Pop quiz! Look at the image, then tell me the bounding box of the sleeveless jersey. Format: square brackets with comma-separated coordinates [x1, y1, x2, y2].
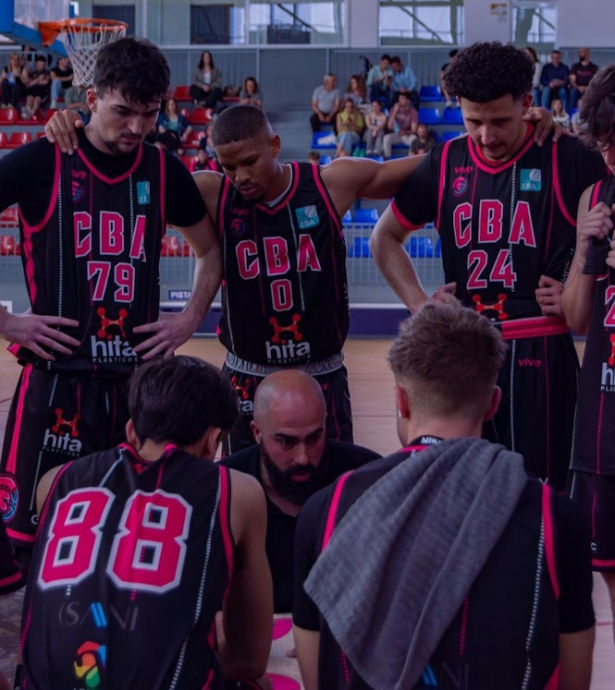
[16, 142, 166, 376]
[217, 161, 349, 366]
[424, 130, 576, 320]
[316, 444, 562, 689]
[21, 445, 234, 690]
[571, 176, 615, 475]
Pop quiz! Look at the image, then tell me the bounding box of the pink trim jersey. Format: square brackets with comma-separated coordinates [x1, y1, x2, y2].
[217, 162, 349, 366]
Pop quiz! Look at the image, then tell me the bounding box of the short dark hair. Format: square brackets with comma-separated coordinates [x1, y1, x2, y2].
[580, 64, 615, 150]
[552, 49, 561, 55]
[390, 55, 402, 65]
[212, 104, 272, 147]
[388, 301, 507, 417]
[93, 37, 170, 105]
[443, 42, 534, 103]
[128, 356, 238, 445]
[381, 54, 391, 62]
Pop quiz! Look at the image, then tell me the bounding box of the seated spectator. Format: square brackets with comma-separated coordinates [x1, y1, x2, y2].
[310, 73, 340, 133]
[0, 52, 27, 107]
[221, 370, 380, 614]
[367, 53, 393, 108]
[363, 99, 387, 156]
[383, 93, 418, 159]
[569, 47, 599, 111]
[440, 49, 459, 107]
[293, 301, 594, 690]
[540, 49, 570, 110]
[192, 144, 220, 172]
[20, 356, 272, 689]
[158, 96, 193, 150]
[335, 98, 364, 158]
[524, 46, 543, 107]
[49, 56, 73, 108]
[63, 81, 89, 124]
[571, 96, 588, 135]
[189, 50, 223, 108]
[551, 97, 570, 131]
[390, 55, 419, 110]
[240, 76, 263, 108]
[22, 54, 50, 119]
[154, 129, 180, 155]
[410, 122, 437, 155]
[308, 151, 321, 166]
[344, 74, 369, 111]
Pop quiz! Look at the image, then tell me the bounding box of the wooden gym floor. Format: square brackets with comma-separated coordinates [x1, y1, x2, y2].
[0, 337, 613, 687]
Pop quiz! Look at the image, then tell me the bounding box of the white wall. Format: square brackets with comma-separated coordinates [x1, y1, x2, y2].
[348, 0, 379, 48]
[557, 0, 613, 47]
[464, 0, 510, 45]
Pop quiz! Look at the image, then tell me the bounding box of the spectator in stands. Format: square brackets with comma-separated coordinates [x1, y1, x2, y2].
[524, 46, 543, 107]
[0, 53, 27, 107]
[569, 47, 599, 111]
[49, 56, 73, 109]
[154, 130, 180, 155]
[367, 54, 393, 108]
[22, 54, 50, 120]
[189, 50, 223, 109]
[240, 76, 263, 108]
[310, 73, 340, 133]
[193, 145, 220, 172]
[440, 49, 459, 107]
[335, 98, 364, 158]
[383, 93, 418, 159]
[410, 123, 437, 155]
[344, 74, 369, 111]
[363, 99, 387, 157]
[540, 49, 569, 109]
[551, 97, 570, 131]
[571, 96, 588, 135]
[221, 370, 380, 613]
[63, 81, 89, 124]
[308, 151, 321, 166]
[390, 55, 419, 110]
[158, 96, 193, 150]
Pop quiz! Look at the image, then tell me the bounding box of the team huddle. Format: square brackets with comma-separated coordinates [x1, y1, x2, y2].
[0, 35, 613, 689]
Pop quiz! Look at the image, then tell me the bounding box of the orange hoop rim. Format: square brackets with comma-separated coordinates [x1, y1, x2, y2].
[39, 18, 128, 46]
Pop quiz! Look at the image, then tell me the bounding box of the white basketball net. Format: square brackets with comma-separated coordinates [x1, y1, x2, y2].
[57, 20, 127, 87]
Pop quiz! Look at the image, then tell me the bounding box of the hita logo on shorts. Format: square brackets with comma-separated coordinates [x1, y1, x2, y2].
[90, 307, 137, 364]
[600, 334, 615, 392]
[230, 375, 254, 414]
[266, 314, 311, 364]
[43, 408, 83, 456]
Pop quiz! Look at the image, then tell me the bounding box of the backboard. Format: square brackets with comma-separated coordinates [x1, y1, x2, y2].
[0, 0, 72, 53]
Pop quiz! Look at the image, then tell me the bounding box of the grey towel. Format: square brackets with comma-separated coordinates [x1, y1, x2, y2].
[304, 437, 528, 690]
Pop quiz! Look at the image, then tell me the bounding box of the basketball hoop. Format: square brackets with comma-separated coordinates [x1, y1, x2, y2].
[38, 18, 128, 87]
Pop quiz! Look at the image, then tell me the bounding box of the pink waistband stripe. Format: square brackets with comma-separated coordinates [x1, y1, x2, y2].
[501, 316, 569, 341]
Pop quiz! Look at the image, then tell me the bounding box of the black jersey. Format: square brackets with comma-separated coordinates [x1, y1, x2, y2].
[294, 440, 594, 690]
[572, 177, 615, 475]
[22, 444, 234, 690]
[217, 162, 349, 366]
[392, 128, 605, 320]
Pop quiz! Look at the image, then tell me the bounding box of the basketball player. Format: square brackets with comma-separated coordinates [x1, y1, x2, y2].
[0, 38, 220, 554]
[46, 103, 559, 454]
[370, 42, 606, 490]
[222, 369, 379, 613]
[561, 65, 615, 648]
[19, 356, 272, 689]
[293, 301, 594, 690]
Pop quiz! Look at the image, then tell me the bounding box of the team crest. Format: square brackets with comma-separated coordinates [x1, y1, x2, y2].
[74, 641, 106, 689]
[72, 181, 84, 203]
[520, 169, 542, 192]
[230, 218, 247, 235]
[295, 205, 320, 230]
[0, 474, 18, 521]
[452, 176, 468, 197]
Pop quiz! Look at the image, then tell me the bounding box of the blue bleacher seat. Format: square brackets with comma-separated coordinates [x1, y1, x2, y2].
[320, 155, 332, 165]
[418, 108, 441, 125]
[435, 238, 442, 257]
[353, 208, 379, 225]
[441, 130, 465, 142]
[349, 236, 372, 257]
[442, 108, 464, 125]
[406, 236, 434, 258]
[570, 107, 578, 117]
[391, 144, 410, 158]
[312, 132, 337, 149]
[419, 85, 443, 102]
[342, 210, 353, 224]
[367, 154, 384, 161]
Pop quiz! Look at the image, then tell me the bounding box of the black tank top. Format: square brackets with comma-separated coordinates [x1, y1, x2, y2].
[435, 129, 576, 320]
[22, 445, 234, 690]
[217, 161, 349, 365]
[14, 142, 166, 376]
[572, 176, 615, 474]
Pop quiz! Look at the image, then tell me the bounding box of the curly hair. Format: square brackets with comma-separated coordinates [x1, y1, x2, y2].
[580, 64, 615, 150]
[442, 42, 534, 103]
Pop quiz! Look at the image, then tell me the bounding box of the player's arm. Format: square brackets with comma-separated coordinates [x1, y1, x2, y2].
[293, 627, 319, 690]
[559, 629, 594, 690]
[221, 469, 273, 680]
[562, 186, 613, 334]
[44, 109, 84, 154]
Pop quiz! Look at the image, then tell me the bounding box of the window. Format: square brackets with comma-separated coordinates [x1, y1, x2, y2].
[512, 1, 557, 52]
[379, 0, 463, 46]
[249, 1, 345, 45]
[190, 3, 245, 44]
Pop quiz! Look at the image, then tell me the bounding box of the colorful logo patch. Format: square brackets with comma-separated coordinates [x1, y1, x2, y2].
[74, 641, 106, 689]
[0, 474, 18, 521]
[72, 181, 84, 203]
[136, 181, 150, 205]
[520, 168, 542, 192]
[295, 205, 320, 230]
[452, 176, 468, 197]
